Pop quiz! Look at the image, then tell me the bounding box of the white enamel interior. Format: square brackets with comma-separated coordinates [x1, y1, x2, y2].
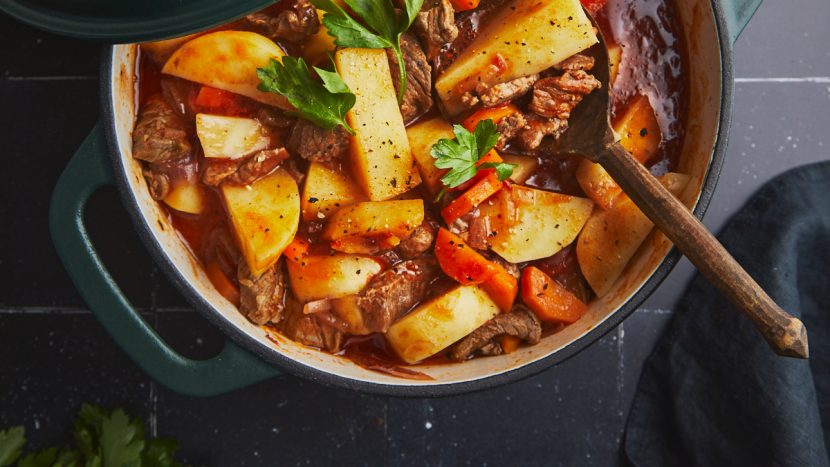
[108, 0, 723, 387]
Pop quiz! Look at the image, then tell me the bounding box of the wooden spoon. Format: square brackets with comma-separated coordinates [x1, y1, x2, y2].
[540, 18, 809, 358]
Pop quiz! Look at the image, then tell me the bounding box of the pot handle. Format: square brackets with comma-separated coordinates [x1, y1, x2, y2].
[722, 0, 762, 44]
[49, 125, 280, 396]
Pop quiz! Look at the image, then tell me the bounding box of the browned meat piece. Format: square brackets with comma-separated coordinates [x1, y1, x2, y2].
[160, 77, 199, 121]
[132, 94, 192, 164]
[466, 214, 491, 250]
[414, 0, 459, 51]
[246, 0, 319, 43]
[238, 260, 286, 325]
[202, 148, 288, 186]
[257, 107, 295, 131]
[142, 166, 171, 200]
[516, 114, 568, 150]
[495, 112, 528, 149]
[279, 297, 343, 353]
[462, 74, 539, 109]
[450, 305, 542, 360]
[397, 221, 436, 259]
[555, 54, 596, 72]
[356, 258, 439, 333]
[287, 119, 350, 163]
[528, 71, 601, 120]
[387, 33, 433, 123]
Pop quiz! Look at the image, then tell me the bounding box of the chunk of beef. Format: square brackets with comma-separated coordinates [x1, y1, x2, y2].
[238, 260, 286, 325]
[450, 305, 542, 360]
[466, 213, 491, 250]
[160, 77, 199, 121]
[202, 148, 288, 186]
[414, 0, 459, 51]
[387, 32, 433, 123]
[356, 258, 439, 333]
[462, 74, 539, 109]
[495, 112, 528, 149]
[555, 53, 596, 72]
[287, 119, 350, 163]
[142, 166, 171, 200]
[279, 297, 343, 353]
[397, 221, 436, 259]
[246, 0, 319, 43]
[133, 94, 192, 164]
[516, 114, 568, 150]
[528, 70, 601, 120]
[257, 107, 295, 131]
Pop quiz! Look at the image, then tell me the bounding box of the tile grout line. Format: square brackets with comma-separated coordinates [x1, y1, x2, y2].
[0, 306, 193, 314]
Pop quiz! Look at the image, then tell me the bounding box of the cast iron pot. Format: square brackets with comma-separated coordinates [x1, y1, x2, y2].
[48, 0, 762, 397]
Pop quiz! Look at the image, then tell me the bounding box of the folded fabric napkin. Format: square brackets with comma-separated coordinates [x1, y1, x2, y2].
[625, 161, 830, 467]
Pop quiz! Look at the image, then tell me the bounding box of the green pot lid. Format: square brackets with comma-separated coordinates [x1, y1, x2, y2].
[0, 0, 275, 42]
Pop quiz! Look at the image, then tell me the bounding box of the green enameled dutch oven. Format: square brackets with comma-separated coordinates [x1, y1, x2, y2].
[41, 0, 762, 397]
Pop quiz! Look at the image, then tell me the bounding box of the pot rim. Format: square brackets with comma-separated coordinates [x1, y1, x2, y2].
[100, 1, 733, 397]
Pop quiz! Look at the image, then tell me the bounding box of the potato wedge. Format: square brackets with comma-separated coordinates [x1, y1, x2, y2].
[330, 295, 372, 335]
[435, 0, 597, 115]
[608, 42, 622, 85]
[480, 186, 594, 263]
[616, 95, 662, 165]
[406, 117, 454, 195]
[322, 200, 425, 242]
[195, 114, 271, 159]
[576, 159, 622, 210]
[335, 48, 421, 200]
[386, 285, 501, 364]
[501, 154, 539, 184]
[577, 173, 689, 296]
[163, 181, 206, 215]
[287, 254, 382, 302]
[141, 33, 202, 66]
[302, 162, 366, 221]
[222, 169, 300, 276]
[163, 31, 290, 109]
[301, 11, 338, 65]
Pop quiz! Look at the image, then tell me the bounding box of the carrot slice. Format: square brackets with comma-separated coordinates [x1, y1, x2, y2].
[434, 228, 499, 285]
[463, 104, 519, 131]
[480, 267, 518, 312]
[195, 86, 248, 116]
[450, 0, 479, 11]
[205, 261, 240, 306]
[284, 236, 310, 263]
[520, 266, 587, 324]
[501, 335, 522, 353]
[441, 172, 504, 224]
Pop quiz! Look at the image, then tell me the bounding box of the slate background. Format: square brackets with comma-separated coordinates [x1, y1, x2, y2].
[1, 1, 828, 465]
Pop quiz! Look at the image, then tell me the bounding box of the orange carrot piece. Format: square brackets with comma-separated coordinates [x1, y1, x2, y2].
[195, 86, 248, 116]
[450, 0, 479, 11]
[501, 335, 522, 353]
[480, 268, 518, 312]
[434, 228, 499, 285]
[463, 104, 519, 131]
[520, 266, 587, 324]
[205, 261, 240, 306]
[455, 149, 504, 192]
[284, 236, 310, 263]
[441, 172, 504, 224]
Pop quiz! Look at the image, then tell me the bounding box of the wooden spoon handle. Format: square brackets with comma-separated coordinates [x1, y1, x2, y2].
[597, 142, 809, 358]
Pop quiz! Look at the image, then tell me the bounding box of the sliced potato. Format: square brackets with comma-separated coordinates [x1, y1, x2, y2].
[576, 159, 622, 210]
[222, 169, 300, 276]
[163, 181, 206, 215]
[322, 200, 424, 242]
[335, 48, 421, 200]
[301, 11, 338, 65]
[615, 95, 662, 164]
[302, 162, 366, 221]
[502, 154, 539, 184]
[480, 186, 594, 263]
[386, 285, 501, 364]
[435, 0, 597, 115]
[330, 295, 371, 335]
[406, 117, 454, 195]
[141, 33, 202, 66]
[577, 173, 690, 296]
[287, 254, 382, 302]
[195, 114, 271, 159]
[608, 42, 622, 85]
[162, 31, 289, 109]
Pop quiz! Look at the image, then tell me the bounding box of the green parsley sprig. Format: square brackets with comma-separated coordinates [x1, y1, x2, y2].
[257, 56, 356, 135]
[0, 404, 182, 467]
[431, 119, 517, 194]
[310, 0, 425, 103]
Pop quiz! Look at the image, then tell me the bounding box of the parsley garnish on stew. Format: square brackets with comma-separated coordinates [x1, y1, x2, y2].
[310, 0, 425, 103]
[257, 56, 356, 135]
[431, 119, 516, 190]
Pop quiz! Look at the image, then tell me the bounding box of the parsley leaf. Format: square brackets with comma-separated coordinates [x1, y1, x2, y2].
[100, 409, 145, 467]
[257, 57, 356, 135]
[0, 426, 25, 467]
[311, 0, 424, 103]
[431, 120, 516, 189]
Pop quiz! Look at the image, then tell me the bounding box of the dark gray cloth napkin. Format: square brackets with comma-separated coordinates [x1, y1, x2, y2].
[625, 161, 830, 467]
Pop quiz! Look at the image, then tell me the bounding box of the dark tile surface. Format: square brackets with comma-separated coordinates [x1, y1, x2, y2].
[1, 0, 827, 465]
